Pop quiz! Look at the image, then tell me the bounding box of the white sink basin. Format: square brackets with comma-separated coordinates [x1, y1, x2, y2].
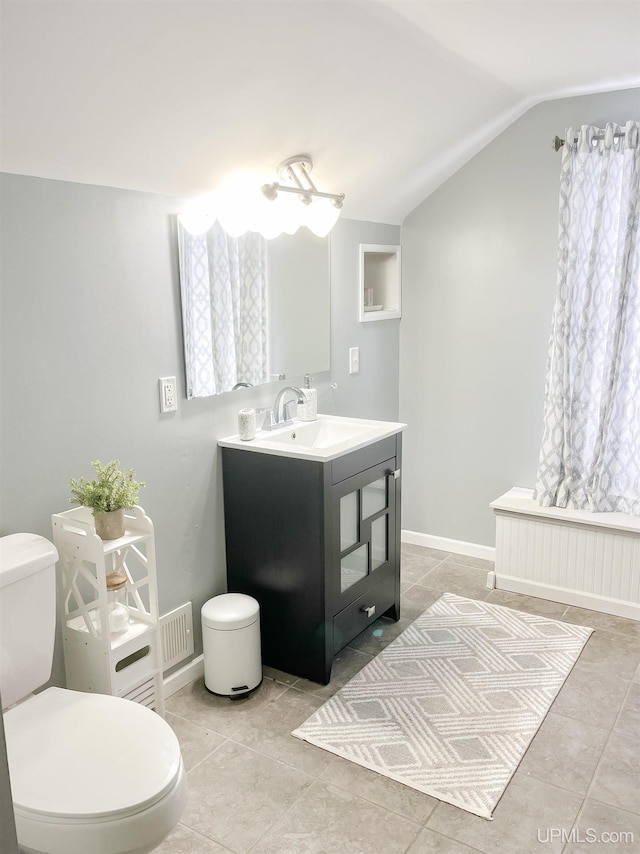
[267, 418, 374, 449]
[219, 414, 406, 461]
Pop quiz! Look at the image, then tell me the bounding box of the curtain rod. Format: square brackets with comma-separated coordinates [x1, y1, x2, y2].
[552, 131, 626, 152]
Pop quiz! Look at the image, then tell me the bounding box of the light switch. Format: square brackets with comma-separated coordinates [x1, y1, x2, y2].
[349, 347, 360, 374]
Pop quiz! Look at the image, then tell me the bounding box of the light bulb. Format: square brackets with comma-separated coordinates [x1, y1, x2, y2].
[254, 213, 285, 240]
[218, 206, 250, 238]
[218, 171, 282, 239]
[303, 198, 341, 237]
[270, 193, 303, 236]
[178, 193, 218, 236]
[217, 182, 250, 237]
[250, 191, 285, 240]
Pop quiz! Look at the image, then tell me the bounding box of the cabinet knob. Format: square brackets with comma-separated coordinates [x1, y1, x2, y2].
[361, 605, 376, 618]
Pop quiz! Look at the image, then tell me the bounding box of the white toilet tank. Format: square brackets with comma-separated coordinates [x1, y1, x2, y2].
[0, 533, 58, 709]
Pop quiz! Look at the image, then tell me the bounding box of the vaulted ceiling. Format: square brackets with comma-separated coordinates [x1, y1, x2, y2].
[1, 0, 638, 223]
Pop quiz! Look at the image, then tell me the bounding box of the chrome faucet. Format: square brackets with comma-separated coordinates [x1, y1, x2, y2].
[263, 386, 306, 429]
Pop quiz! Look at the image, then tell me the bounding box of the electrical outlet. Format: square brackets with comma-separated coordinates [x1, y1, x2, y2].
[349, 347, 360, 375]
[159, 377, 177, 413]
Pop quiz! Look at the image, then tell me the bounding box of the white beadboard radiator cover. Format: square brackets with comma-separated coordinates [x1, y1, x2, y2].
[491, 488, 640, 621]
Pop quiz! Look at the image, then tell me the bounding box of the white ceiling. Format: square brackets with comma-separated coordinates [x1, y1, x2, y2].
[1, 0, 639, 224]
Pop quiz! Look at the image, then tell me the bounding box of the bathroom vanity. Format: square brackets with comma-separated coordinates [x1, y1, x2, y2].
[219, 415, 404, 684]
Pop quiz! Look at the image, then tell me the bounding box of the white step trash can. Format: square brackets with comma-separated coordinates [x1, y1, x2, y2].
[201, 593, 262, 698]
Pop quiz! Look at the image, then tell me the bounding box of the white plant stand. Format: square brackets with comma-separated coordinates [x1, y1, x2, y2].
[52, 505, 165, 716]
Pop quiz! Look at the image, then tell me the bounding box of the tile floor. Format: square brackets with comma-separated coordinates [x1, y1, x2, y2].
[156, 544, 640, 854]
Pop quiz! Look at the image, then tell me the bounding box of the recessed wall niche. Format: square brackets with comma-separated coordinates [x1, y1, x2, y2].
[358, 243, 401, 322]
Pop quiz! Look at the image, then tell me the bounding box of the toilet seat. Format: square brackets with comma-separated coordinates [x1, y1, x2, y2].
[4, 687, 187, 854]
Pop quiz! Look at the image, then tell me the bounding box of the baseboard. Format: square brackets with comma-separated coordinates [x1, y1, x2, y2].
[402, 529, 496, 563]
[163, 653, 204, 698]
[496, 574, 640, 621]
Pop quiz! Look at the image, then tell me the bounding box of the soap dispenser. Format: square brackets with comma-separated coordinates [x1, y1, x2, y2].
[298, 373, 317, 422]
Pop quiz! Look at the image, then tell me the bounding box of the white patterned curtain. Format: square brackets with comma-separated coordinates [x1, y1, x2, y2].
[178, 220, 269, 398]
[534, 121, 640, 514]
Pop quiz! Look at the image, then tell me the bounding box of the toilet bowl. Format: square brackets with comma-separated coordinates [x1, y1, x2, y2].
[0, 533, 188, 854]
[4, 687, 188, 854]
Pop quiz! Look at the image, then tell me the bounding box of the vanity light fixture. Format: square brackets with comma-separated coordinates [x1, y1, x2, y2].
[178, 155, 345, 239]
[261, 155, 345, 238]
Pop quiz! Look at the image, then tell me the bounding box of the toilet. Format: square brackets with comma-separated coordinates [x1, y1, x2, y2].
[0, 533, 188, 854]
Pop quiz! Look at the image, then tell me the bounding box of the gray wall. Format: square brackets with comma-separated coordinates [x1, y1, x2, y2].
[0, 175, 225, 683]
[330, 218, 401, 421]
[400, 87, 640, 547]
[0, 178, 399, 691]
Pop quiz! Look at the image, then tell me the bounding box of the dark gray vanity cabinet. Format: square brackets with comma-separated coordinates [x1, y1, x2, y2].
[221, 433, 402, 684]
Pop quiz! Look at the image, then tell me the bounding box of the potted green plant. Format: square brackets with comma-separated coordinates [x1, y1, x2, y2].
[69, 460, 145, 540]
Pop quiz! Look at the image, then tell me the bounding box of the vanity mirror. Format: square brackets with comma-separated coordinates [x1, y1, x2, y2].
[178, 221, 330, 398]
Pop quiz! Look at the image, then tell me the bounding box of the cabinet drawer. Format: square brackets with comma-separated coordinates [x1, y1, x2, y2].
[330, 435, 398, 484]
[333, 573, 396, 654]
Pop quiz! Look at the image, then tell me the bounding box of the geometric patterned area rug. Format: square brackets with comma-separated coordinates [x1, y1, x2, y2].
[292, 593, 592, 819]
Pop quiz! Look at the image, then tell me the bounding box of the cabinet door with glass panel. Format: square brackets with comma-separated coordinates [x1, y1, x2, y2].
[334, 459, 398, 606]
